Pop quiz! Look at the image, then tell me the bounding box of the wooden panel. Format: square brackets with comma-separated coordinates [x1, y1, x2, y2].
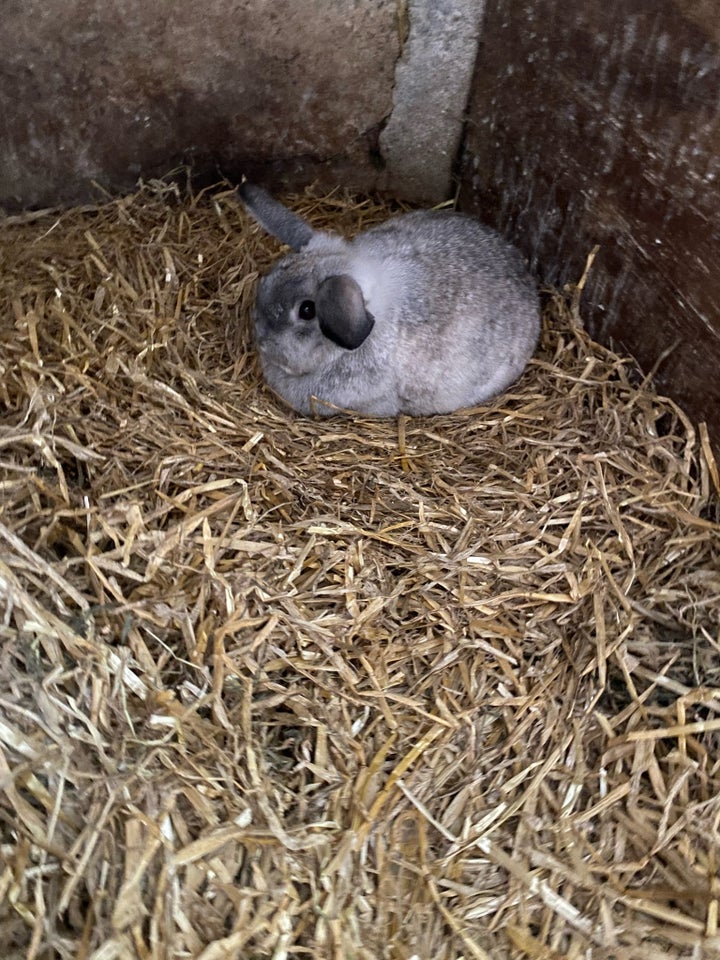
[459, 0, 720, 450]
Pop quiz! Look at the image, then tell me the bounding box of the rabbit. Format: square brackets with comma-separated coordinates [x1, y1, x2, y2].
[239, 182, 540, 417]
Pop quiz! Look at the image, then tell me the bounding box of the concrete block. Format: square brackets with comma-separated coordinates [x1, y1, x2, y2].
[380, 0, 482, 202]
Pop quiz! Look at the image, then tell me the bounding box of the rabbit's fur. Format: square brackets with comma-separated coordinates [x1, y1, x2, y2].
[240, 183, 540, 417]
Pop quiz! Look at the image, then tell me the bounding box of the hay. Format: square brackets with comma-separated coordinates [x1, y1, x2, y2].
[1, 179, 719, 960]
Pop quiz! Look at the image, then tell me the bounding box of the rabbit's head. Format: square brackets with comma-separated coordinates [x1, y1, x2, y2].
[240, 183, 375, 376]
[254, 255, 375, 375]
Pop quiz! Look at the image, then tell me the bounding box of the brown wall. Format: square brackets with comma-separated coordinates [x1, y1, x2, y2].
[459, 0, 720, 447]
[0, 0, 400, 210]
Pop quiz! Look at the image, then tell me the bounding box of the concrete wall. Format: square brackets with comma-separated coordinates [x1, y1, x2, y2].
[0, 0, 480, 211]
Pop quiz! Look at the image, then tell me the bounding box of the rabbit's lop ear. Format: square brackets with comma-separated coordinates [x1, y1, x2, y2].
[239, 182, 315, 251]
[316, 275, 375, 350]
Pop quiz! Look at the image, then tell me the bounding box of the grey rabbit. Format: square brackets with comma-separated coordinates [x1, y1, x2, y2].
[239, 182, 540, 417]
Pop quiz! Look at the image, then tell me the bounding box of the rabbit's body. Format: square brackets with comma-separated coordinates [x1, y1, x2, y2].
[240, 184, 540, 417]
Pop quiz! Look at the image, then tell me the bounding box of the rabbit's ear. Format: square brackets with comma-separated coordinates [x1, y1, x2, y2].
[316, 275, 375, 350]
[239, 182, 315, 251]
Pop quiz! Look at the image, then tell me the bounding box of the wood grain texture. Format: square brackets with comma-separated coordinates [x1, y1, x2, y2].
[459, 0, 720, 450]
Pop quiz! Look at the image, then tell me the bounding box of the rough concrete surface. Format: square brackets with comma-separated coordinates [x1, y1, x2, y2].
[0, 0, 400, 209]
[380, 0, 482, 202]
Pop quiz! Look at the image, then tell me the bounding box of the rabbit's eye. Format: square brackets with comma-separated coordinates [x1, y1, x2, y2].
[299, 300, 316, 321]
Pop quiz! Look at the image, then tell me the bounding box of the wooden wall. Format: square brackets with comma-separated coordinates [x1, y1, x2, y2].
[459, 0, 720, 449]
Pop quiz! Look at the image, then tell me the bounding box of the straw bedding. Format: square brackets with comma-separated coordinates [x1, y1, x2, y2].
[1, 179, 719, 960]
